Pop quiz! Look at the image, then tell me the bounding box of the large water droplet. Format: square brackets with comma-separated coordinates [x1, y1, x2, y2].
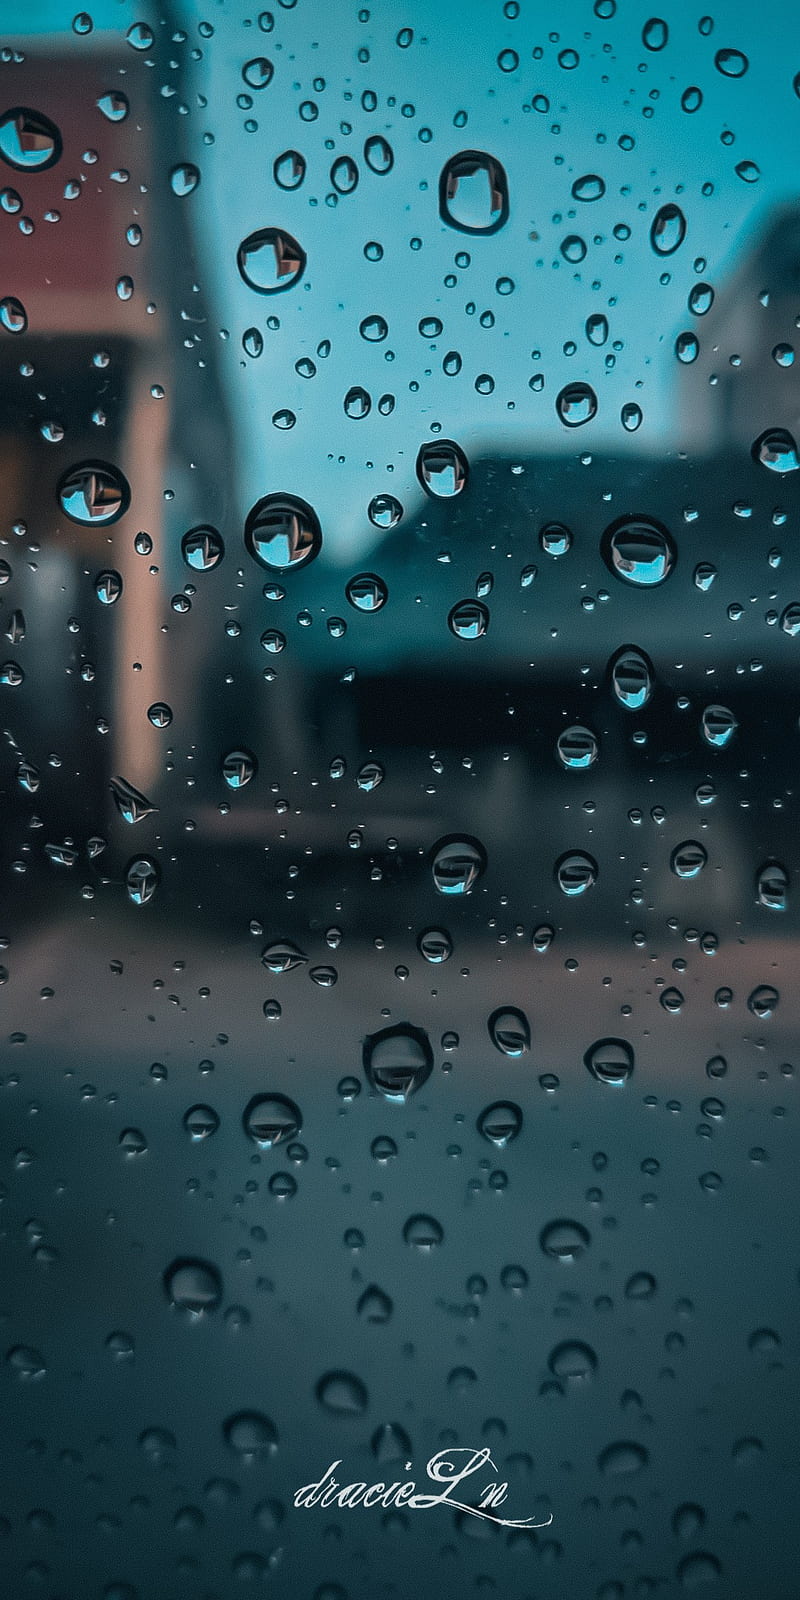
[701, 704, 737, 748]
[715, 47, 748, 76]
[477, 1100, 523, 1146]
[243, 56, 274, 88]
[431, 835, 485, 894]
[650, 202, 686, 255]
[245, 494, 321, 570]
[0, 106, 62, 171]
[223, 1411, 278, 1460]
[556, 382, 597, 427]
[584, 1037, 634, 1085]
[488, 1007, 530, 1056]
[125, 856, 159, 905]
[555, 851, 597, 895]
[752, 428, 799, 473]
[416, 438, 468, 497]
[556, 724, 598, 769]
[363, 1024, 432, 1101]
[261, 939, 307, 973]
[346, 572, 387, 611]
[610, 645, 653, 709]
[364, 134, 393, 173]
[670, 840, 707, 878]
[183, 1104, 220, 1140]
[58, 461, 130, 525]
[316, 1371, 368, 1415]
[756, 861, 788, 910]
[548, 1341, 597, 1383]
[368, 493, 402, 528]
[449, 599, 489, 638]
[237, 227, 306, 293]
[0, 295, 27, 334]
[331, 155, 358, 194]
[273, 149, 306, 190]
[571, 173, 605, 202]
[403, 1214, 443, 1250]
[602, 514, 675, 586]
[222, 749, 257, 789]
[540, 1219, 591, 1260]
[748, 984, 778, 1019]
[598, 1440, 649, 1475]
[642, 16, 668, 49]
[181, 525, 224, 571]
[439, 150, 509, 233]
[170, 162, 199, 196]
[243, 1093, 302, 1146]
[417, 927, 452, 962]
[164, 1257, 222, 1315]
[111, 776, 157, 824]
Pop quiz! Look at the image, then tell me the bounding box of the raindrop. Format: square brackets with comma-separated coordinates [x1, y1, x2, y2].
[245, 494, 321, 570]
[261, 939, 307, 973]
[169, 162, 199, 196]
[602, 514, 675, 586]
[147, 702, 173, 728]
[363, 1024, 433, 1101]
[548, 1342, 597, 1382]
[752, 429, 799, 473]
[532, 923, 554, 952]
[0, 296, 27, 334]
[237, 227, 306, 292]
[715, 47, 748, 76]
[95, 569, 123, 605]
[584, 1037, 634, 1085]
[368, 493, 402, 528]
[556, 725, 598, 769]
[540, 1219, 591, 1260]
[488, 1008, 530, 1056]
[403, 1214, 443, 1250]
[439, 150, 509, 233]
[689, 282, 714, 315]
[756, 861, 788, 910]
[0, 107, 62, 171]
[626, 1271, 656, 1299]
[243, 1093, 302, 1146]
[356, 759, 384, 791]
[58, 461, 130, 525]
[555, 851, 597, 895]
[181, 525, 224, 571]
[125, 856, 159, 905]
[598, 1441, 649, 1474]
[449, 599, 489, 638]
[701, 704, 737, 748]
[621, 402, 643, 432]
[364, 134, 393, 173]
[610, 645, 653, 709]
[675, 331, 699, 363]
[274, 149, 306, 189]
[642, 16, 668, 49]
[110, 776, 157, 824]
[97, 91, 129, 122]
[126, 21, 154, 50]
[222, 749, 257, 789]
[6, 1345, 45, 1380]
[556, 382, 597, 427]
[477, 1101, 523, 1146]
[183, 1104, 219, 1140]
[586, 312, 608, 345]
[243, 56, 274, 88]
[346, 572, 387, 611]
[331, 155, 358, 194]
[431, 835, 485, 894]
[650, 203, 686, 255]
[371, 1423, 411, 1461]
[417, 927, 453, 963]
[164, 1258, 222, 1315]
[357, 1286, 393, 1323]
[223, 1411, 278, 1460]
[571, 173, 605, 202]
[748, 985, 778, 1019]
[344, 385, 371, 418]
[316, 1371, 368, 1414]
[416, 438, 468, 497]
[671, 840, 707, 878]
[540, 522, 572, 556]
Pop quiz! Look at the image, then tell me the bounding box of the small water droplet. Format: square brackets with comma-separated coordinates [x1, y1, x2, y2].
[0, 107, 62, 171]
[346, 572, 387, 611]
[111, 776, 157, 824]
[183, 1104, 219, 1140]
[488, 1007, 530, 1056]
[0, 295, 27, 334]
[747, 984, 778, 1019]
[598, 1440, 649, 1474]
[556, 724, 598, 769]
[125, 856, 159, 905]
[650, 202, 686, 255]
[670, 840, 707, 878]
[169, 162, 199, 196]
[164, 1257, 222, 1315]
[403, 1214, 443, 1250]
[316, 1371, 368, 1414]
[701, 704, 737, 748]
[223, 1411, 278, 1460]
[540, 1219, 591, 1260]
[610, 645, 653, 709]
[556, 381, 597, 427]
[477, 1100, 523, 1146]
[555, 851, 597, 895]
[756, 861, 788, 910]
[364, 134, 393, 173]
[752, 428, 799, 473]
[449, 599, 489, 638]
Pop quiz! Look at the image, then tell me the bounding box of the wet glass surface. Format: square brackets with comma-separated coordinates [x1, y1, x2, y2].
[1, 1, 800, 1595]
